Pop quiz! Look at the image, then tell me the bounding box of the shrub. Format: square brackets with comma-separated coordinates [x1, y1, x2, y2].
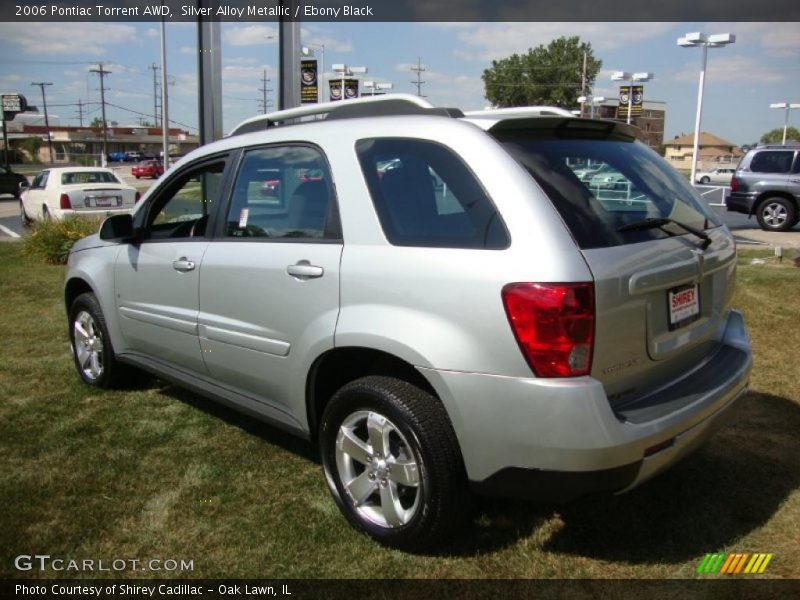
[21, 216, 103, 265]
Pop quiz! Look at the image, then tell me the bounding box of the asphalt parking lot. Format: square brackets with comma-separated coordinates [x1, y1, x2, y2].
[1, 177, 798, 245]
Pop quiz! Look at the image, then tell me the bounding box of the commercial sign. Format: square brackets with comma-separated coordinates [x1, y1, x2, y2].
[617, 85, 643, 118]
[2, 93, 28, 121]
[330, 79, 359, 101]
[301, 59, 318, 104]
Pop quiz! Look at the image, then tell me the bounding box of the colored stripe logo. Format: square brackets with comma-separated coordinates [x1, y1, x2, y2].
[696, 553, 773, 574]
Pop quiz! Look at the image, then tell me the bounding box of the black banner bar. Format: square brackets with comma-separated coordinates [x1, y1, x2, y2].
[2, 0, 799, 22]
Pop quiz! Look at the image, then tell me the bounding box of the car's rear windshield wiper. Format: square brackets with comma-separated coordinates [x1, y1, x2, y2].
[617, 217, 711, 250]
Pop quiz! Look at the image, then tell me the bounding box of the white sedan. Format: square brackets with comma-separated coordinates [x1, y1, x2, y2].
[20, 167, 139, 224]
[694, 167, 736, 185]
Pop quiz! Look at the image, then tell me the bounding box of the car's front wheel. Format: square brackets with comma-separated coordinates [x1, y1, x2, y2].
[700, 176, 710, 184]
[68, 292, 132, 388]
[320, 376, 468, 551]
[756, 197, 797, 231]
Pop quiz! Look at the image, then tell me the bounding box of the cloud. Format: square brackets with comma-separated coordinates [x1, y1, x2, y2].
[145, 28, 159, 38]
[180, 47, 195, 55]
[671, 54, 787, 84]
[222, 64, 276, 81]
[2, 23, 137, 56]
[223, 25, 278, 47]
[705, 22, 800, 57]
[434, 22, 676, 62]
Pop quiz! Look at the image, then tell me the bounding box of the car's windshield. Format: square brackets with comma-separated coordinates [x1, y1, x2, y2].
[61, 171, 120, 185]
[494, 132, 721, 249]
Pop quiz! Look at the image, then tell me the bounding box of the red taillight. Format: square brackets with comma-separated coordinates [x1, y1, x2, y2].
[59, 193, 72, 209]
[502, 282, 595, 377]
[135, 191, 141, 203]
[730, 177, 739, 192]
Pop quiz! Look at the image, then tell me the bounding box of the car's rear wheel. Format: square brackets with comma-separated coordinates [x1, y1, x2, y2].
[20, 201, 32, 227]
[700, 176, 710, 184]
[320, 376, 468, 551]
[756, 197, 796, 231]
[69, 292, 132, 388]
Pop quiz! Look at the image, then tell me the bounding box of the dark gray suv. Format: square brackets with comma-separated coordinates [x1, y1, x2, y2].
[726, 144, 800, 231]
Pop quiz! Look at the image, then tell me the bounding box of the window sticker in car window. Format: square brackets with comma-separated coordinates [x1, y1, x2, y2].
[239, 208, 249, 229]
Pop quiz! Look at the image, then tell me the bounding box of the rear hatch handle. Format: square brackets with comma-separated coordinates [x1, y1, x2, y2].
[617, 217, 711, 250]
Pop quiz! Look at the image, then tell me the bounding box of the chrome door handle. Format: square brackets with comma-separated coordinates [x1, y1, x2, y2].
[172, 258, 196, 272]
[287, 261, 324, 279]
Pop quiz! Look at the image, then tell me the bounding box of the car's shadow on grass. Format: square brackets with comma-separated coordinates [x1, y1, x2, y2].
[438, 391, 800, 560]
[156, 383, 319, 463]
[155, 383, 799, 561]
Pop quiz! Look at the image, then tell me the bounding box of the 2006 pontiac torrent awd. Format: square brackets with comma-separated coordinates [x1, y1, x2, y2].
[65, 95, 752, 550]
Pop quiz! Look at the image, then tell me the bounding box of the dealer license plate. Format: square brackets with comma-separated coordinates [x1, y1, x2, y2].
[668, 283, 700, 330]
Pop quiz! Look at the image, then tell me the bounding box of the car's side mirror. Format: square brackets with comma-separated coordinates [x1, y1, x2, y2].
[100, 213, 140, 242]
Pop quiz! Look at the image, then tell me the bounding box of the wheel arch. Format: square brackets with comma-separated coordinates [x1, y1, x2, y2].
[752, 191, 797, 216]
[64, 276, 96, 314]
[306, 346, 441, 442]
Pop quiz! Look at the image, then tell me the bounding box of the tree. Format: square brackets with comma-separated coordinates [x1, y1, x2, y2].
[482, 36, 602, 108]
[89, 117, 104, 128]
[760, 127, 800, 144]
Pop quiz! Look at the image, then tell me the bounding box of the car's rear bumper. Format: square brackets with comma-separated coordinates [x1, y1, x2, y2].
[420, 310, 751, 502]
[725, 192, 757, 215]
[53, 208, 134, 219]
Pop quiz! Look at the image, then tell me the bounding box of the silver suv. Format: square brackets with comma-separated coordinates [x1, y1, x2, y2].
[65, 95, 752, 550]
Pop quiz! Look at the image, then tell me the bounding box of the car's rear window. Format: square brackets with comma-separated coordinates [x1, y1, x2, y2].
[493, 130, 721, 249]
[61, 171, 120, 185]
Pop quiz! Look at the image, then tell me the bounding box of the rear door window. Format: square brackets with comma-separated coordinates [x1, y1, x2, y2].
[494, 131, 720, 249]
[749, 150, 794, 174]
[356, 138, 509, 249]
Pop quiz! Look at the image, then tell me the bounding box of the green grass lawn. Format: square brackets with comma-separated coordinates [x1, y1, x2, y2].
[1, 245, 798, 579]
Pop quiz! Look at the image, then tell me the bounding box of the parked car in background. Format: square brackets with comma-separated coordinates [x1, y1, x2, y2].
[64, 95, 751, 550]
[107, 152, 126, 163]
[131, 160, 165, 179]
[726, 143, 800, 231]
[695, 167, 736, 185]
[124, 151, 141, 163]
[0, 165, 28, 198]
[20, 167, 139, 224]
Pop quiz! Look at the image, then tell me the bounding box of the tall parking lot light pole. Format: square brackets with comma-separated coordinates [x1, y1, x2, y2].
[678, 32, 736, 185]
[611, 71, 653, 125]
[770, 102, 800, 145]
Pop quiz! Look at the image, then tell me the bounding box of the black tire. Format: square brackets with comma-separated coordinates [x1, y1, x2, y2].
[755, 196, 796, 232]
[700, 176, 710, 184]
[320, 375, 468, 551]
[68, 292, 133, 388]
[20, 200, 32, 228]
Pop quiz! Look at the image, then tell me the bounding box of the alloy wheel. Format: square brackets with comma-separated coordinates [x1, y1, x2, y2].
[73, 310, 104, 381]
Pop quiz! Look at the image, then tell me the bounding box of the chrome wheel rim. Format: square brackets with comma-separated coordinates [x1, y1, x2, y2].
[73, 311, 104, 381]
[762, 202, 788, 227]
[335, 410, 421, 528]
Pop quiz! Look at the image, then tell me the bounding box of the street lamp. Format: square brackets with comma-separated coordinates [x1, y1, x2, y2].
[301, 43, 325, 103]
[769, 102, 800, 145]
[678, 31, 736, 185]
[577, 94, 606, 119]
[611, 71, 653, 125]
[331, 64, 367, 101]
[363, 81, 394, 96]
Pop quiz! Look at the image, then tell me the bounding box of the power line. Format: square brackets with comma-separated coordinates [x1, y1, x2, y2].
[104, 101, 197, 132]
[30, 81, 54, 163]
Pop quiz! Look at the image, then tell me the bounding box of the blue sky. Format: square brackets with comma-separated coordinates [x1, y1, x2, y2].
[1, 21, 799, 145]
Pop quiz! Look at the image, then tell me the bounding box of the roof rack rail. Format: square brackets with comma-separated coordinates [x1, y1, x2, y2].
[228, 94, 463, 137]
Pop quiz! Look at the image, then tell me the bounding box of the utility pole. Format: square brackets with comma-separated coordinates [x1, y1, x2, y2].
[411, 57, 426, 97]
[89, 64, 111, 166]
[258, 69, 273, 114]
[148, 62, 160, 126]
[76, 98, 84, 127]
[30, 82, 54, 163]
